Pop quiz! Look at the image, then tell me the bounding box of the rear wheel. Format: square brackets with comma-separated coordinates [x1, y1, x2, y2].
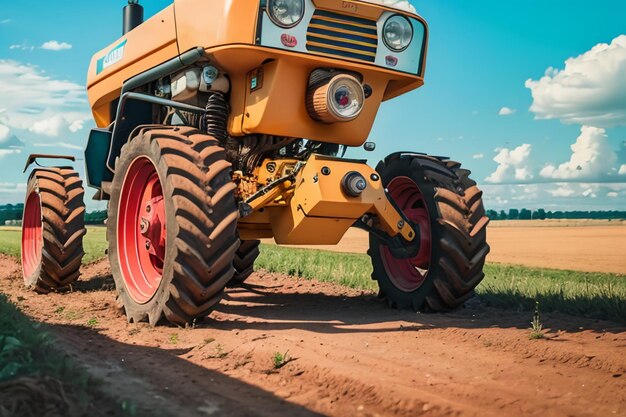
[228, 239, 261, 286]
[368, 154, 490, 311]
[21, 168, 86, 292]
[107, 126, 240, 326]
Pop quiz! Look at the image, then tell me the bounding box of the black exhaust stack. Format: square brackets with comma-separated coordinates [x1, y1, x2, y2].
[123, 0, 144, 35]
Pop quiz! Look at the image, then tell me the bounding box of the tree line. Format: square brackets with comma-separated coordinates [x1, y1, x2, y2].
[485, 208, 626, 221]
[2, 203, 625, 224]
[1, 204, 107, 225]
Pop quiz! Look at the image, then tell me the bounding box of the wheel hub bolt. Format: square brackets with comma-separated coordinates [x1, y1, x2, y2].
[146, 204, 151, 213]
[145, 241, 151, 250]
[397, 220, 405, 229]
[140, 218, 150, 234]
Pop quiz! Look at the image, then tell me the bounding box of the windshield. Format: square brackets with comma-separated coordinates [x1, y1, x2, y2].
[357, 0, 417, 14]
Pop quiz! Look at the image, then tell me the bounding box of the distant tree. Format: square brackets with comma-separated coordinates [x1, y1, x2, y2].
[486, 209, 498, 220]
[532, 208, 546, 220]
[499, 210, 507, 220]
[508, 209, 519, 220]
[84, 210, 107, 225]
[519, 208, 532, 220]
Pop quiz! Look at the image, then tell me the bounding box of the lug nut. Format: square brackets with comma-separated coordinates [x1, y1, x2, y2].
[397, 220, 405, 229]
[140, 218, 150, 234]
[145, 241, 151, 250]
[146, 204, 151, 213]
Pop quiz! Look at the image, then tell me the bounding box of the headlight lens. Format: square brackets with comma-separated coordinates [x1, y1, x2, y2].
[383, 15, 413, 52]
[306, 74, 365, 123]
[268, 0, 304, 28]
[328, 77, 364, 120]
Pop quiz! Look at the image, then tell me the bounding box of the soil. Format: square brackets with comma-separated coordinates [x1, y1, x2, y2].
[0, 255, 624, 417]
[264, 221, 626, 274]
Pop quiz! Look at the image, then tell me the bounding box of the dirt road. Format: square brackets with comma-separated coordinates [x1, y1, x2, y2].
[0, 255, 624, 417]
[263, 221, 626, 274]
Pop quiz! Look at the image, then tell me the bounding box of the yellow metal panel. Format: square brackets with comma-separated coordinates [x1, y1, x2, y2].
[173, 0, 258, 53]
[86, 6, 179, 127]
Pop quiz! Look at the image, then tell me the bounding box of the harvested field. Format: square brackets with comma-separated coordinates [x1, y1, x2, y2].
[0, 255, 624, 417]
[263, 220, 626, 274]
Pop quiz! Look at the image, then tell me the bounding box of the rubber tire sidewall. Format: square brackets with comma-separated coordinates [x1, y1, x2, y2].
[108, 136, 178, 322]
[370, 156, 451, 310]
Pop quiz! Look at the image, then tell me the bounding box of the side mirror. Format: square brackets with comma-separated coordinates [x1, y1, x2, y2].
[363, 142, 376, 152]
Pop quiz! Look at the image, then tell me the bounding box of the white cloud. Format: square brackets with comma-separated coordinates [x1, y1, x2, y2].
[34, 141, 82, 150]
[0, 148, 22, 158]
[1, 19, 11, 24]
[472, 153, 484, 159]
[0, 60, 89, 137]
[0, 182, 26, 192]
[41, 41, 72, 51]
[526, 35, 626, 127]
[547, 185, 576, 198]
[30, 115, 67, 137]
[485, 144, 533, 183]
[619, 165, 626, 175]
[9, 43, 35, 51]
[69, 118, 87, 133]
[482, 183, 626, 210]
[0, 124, 8, 141]
[498, 107, 516, 116]
[540, 126, 621, 181]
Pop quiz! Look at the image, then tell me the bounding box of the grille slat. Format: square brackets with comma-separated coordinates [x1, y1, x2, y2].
[306, 10, 378, 63]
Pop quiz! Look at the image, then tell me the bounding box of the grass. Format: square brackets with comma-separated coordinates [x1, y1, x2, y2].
[1, 226, 624, 323]
[272, 351, 291, 369]
[529, 301, 544, 340]
[0, 226, 107, 264]
[256, 244, 626, 324]
[0, 294, 100, 415]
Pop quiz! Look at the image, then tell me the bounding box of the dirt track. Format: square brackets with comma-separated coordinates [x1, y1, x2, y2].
[0, 255, 624, 417]
[264, 221, 626, 274]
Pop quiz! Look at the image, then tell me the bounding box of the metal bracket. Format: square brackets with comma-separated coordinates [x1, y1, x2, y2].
[23, 154, 76, 173]
[354, 216, 421, 259]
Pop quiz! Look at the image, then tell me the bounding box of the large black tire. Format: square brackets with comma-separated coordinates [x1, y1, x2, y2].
[228, 239, 261, 286]
[107, 126, 240, 326]
[368, 153, 490, 311]
[21, 168, 86, 293]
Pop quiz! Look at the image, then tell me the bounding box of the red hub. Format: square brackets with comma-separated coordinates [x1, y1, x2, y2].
[380, 177, 432, 292]
[117, 157, 166, 304]
[22, 191, 43, 281]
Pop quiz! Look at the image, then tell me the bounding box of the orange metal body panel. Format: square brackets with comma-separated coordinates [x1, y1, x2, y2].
[87, 7, 178, 127]
[86, 0, 426, 145]
[239, 155, 410, 244]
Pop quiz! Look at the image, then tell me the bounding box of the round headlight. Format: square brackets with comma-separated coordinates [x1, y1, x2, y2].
[306, 74, 365, 123]
[268, 0, 304, 28]
[383, 15, 413, 52]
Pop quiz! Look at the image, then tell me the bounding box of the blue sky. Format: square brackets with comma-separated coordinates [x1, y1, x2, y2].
[1, 0, 625, 211]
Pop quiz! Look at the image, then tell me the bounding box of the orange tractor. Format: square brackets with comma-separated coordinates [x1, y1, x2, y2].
[21, 0, 489, 325]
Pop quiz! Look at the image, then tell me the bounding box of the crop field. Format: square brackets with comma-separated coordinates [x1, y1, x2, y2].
[0, 224, 624, 417]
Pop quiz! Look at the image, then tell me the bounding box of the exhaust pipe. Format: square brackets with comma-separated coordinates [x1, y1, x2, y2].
[123, 0, 144, 35]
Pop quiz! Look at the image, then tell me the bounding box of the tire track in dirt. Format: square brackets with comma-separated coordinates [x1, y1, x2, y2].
[0, 255, 624, 417]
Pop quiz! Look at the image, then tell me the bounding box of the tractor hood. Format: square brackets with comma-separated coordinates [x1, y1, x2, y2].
[358, 0, 416, 14]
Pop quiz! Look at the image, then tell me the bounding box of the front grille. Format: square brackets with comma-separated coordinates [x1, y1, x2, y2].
[306, 10, 378, 63]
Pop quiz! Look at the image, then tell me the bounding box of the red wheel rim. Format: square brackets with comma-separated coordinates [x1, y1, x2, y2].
[22, 191, 43, 281]
[380, 177, 432, 292]
[117, 157, 166, 304]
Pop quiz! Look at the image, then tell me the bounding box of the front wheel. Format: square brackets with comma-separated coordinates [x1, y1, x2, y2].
[368, 154, 490, 311]
[107, 126, 240, 326]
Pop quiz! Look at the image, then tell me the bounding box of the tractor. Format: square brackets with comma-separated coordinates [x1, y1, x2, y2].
[21, 0, 489, 326]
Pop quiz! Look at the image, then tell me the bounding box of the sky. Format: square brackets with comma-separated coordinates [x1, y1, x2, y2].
[1, 0, 625, 212]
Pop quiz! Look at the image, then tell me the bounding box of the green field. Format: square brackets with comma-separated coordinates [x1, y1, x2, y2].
[1, 226, 624, 323]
